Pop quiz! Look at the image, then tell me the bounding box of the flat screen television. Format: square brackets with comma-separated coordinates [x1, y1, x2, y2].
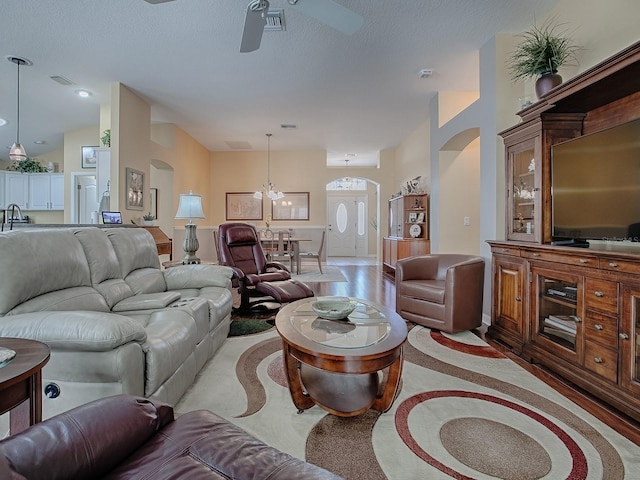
[551, 117, 640, 246]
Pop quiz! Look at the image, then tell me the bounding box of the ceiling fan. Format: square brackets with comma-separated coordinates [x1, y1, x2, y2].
[240, 0, 363, 53]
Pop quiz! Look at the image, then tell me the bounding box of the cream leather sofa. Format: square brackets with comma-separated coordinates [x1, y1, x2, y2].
[0, 227, 234, 418]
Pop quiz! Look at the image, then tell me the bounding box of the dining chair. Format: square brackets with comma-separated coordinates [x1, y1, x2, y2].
[298, 230, 325, 274]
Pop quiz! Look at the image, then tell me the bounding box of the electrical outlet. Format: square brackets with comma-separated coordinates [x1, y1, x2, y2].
[463, 216, 471, 226]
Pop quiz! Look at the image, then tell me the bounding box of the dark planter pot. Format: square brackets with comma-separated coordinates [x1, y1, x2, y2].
[535, 73, 563, 99]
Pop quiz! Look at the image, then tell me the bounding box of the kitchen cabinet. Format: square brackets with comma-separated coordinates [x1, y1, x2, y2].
[4, 172, 29, 210]
[28, 173, 64, 210]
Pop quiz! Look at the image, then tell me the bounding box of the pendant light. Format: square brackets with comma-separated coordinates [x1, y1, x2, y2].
[254, 133, 284, 200]
[8, 56, 31, 161]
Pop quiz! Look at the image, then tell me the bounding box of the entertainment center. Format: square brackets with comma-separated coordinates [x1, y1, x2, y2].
[489, 40, 640, 422]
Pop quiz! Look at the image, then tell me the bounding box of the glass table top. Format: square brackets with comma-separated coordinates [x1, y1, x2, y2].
[289, 297, 390, 349]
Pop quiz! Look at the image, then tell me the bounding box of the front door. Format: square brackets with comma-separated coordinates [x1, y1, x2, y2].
[327, 195, 367, 257]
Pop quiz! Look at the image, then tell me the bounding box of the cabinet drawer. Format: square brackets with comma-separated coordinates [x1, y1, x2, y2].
[584, 312, 618, 349]
[491, 245, 521, 257]
[523, 250, 597, 267]
[599, 257, 640, 275]
[584, 278, 618, 314]
[584, 340, 617, 383]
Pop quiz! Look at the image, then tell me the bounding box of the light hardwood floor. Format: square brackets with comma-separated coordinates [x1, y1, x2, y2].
[298, 260, 640, 447]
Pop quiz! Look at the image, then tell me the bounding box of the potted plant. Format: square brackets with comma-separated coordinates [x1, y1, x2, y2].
[7, 157, 47, 173]
[509, 19, 579, 99]
[142, 213, 155, 226]
[101, 129, 111, 148]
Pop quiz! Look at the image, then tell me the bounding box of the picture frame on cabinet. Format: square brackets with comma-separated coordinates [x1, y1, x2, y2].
[408, 212, 417, 223]
[417, 212, 425, 223]
[81, 146, 98, 168]
[126, 168, 144, 210]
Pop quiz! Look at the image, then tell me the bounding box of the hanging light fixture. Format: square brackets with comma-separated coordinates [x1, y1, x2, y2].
[8, 56, 31, 162]
[254, 133, 284, 201]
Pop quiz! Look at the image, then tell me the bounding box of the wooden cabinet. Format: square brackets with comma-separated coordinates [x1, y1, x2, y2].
[490, 246, 526, 352]
[490, 42, 640, 420]
[489, 241, 640, 421]
[500, 114, 584, 244]
[383, 193, 429, 274]
[28, 174, 64, 210]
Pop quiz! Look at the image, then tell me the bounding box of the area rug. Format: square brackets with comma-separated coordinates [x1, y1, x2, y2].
[175, 325, 640, 479]
[292, 265, 347, 283]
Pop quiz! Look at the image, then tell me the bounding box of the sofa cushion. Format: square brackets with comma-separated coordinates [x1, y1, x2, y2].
[0, 230, 92, 315]
[105, 228, 167, 294]
[0, 311, 146, 351]
[73, 228, 135, 307]
[6, 287, 110, 315]
[112, 292, 181, 312]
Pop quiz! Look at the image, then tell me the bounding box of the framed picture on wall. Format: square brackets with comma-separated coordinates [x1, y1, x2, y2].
[126, 168, 144, 210]
[81, 146, 98, 168]
[271, 192, 309, 221]
[226, 192, 262, 220]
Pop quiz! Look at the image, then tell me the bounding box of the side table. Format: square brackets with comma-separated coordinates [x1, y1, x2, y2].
[0, 338, 50, 435]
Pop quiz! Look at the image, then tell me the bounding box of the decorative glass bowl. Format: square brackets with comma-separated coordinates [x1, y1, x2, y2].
[311, 300, 356, 320]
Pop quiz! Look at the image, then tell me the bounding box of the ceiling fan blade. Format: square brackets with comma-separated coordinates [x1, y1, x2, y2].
[240, 3, 268, 53]
[290, 0, 363, 35]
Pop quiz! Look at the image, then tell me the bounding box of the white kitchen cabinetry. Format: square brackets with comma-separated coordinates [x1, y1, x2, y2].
[28, 173, 64, 210]
[4, 172, 29, 209]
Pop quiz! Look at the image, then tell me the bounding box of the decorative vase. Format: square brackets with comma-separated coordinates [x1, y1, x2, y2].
[535, 73, 562, 99]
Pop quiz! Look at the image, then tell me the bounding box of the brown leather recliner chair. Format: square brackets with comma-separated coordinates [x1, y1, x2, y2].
[217, 223, 314, 312]
[395, 254, 485, 333]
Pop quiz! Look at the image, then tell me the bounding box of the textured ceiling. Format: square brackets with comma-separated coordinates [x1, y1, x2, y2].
[0, 0, 559, 166]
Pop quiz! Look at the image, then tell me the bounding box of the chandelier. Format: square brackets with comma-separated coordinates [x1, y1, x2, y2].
[8, 56, 31, 161]
[254, 133, 284, 200]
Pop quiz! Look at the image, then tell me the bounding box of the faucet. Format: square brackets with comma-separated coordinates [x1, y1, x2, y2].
[5, 203, 23, 231]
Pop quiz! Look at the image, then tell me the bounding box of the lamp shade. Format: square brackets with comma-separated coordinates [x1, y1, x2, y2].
[175, 191, 205, 222]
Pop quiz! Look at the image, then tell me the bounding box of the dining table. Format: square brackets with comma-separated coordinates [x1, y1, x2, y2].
[260, 235, 311, 275]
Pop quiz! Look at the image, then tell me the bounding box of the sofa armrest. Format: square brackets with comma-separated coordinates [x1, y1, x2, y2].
[112, 292, 181, 312]
[0, 395, 174, 480]
[0, 311, 146, 351]
[396, 255, 439, 281]
[163, 264, 233, 290]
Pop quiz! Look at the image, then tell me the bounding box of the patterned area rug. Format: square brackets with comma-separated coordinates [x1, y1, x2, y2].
[176, 325, 640, 479]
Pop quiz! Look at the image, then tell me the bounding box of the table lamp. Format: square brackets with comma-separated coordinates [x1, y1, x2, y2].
[175, 191, 205, 264]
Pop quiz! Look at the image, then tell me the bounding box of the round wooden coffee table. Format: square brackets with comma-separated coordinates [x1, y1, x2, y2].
[0, 338, 50, 434]
[275, 296, 407, 417]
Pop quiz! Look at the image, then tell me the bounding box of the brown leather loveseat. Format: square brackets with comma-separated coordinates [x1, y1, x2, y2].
[0, 395, 342, 480]
[395, 254, 485, 333]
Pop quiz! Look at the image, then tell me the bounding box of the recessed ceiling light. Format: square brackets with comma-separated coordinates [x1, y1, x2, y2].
[345, 153, 357, 157]
[280, 124, 297, 129]
[34, 140, 46, 145]
[0, 118, 7, 127]
[75, 89, 92, 97]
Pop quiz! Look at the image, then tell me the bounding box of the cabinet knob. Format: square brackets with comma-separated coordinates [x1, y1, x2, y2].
[594, 291, 604, 298]
[594, 324, 603, 330]
[593, 357, 603, 364]
[619, 333, 629, 340]
[608, 262, 619, 268]
[515, 296, 522, 302]
[573, 317, 582, 323]
[532, 253, 540, 257]
[579, 259, 588, 264]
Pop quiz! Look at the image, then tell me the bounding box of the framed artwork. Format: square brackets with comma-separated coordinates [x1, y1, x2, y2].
[81, 146, 98, 168]
[408, 212, 417, 223]
[271, 192, 309, 221]
[149, 188, 158, 218]
[226, 192, 263, 220]
[126, 168, 144, 210]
